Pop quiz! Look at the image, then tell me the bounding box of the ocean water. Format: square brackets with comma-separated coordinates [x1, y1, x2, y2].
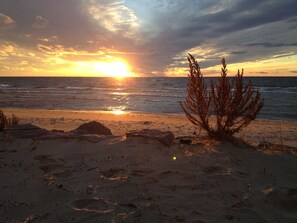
[0, 77, 296, 121]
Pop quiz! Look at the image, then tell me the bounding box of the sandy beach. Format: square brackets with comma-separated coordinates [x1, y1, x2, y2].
[1, 108, 297, 222]
[2, 108, 297, 147]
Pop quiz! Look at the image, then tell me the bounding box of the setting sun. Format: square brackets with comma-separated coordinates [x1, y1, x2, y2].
[94, 60, 133, 78]
[73, 60, 135, 77]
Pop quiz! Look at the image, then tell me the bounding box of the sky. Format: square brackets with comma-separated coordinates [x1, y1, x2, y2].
[0, 0, 297, 77]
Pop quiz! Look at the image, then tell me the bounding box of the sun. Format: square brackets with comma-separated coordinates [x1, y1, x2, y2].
[73, 59, 135, 77]
[94, 60, 133, 78]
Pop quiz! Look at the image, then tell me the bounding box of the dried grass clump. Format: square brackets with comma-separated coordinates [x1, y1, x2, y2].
[180, 54, 264, 139]
[0, 110, 19, 131]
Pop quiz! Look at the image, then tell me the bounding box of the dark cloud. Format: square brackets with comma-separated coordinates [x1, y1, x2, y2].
[230, 51, 246, 55]
[0, 0, 142, 48]
[245, 42, 297, 48]
[129, 0, 297, 73]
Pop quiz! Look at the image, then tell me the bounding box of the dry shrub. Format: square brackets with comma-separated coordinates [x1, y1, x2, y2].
[0, 110, 19, 131]
[180, 54, 264, 139]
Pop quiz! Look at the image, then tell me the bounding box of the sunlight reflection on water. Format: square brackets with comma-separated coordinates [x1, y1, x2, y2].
[107, 105, 127, 115]
[111, 109, 126, 115]
[106, 79, 130, 114]
[112, 92, 128, 96]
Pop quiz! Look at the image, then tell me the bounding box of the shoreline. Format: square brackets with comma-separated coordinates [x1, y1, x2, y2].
[2, 107, 297, 121]
[2, 108, 297, 147]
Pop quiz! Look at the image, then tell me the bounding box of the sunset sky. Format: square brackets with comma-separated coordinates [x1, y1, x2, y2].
[0, 0, 297, 77]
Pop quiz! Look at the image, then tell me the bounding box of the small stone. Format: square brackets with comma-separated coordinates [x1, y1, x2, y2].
[72, 121, 112, 135]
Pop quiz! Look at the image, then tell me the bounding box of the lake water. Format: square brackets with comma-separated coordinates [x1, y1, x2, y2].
[0, 77, 296, 121]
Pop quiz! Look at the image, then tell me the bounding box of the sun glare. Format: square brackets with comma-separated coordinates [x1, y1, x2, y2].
[74, 59, 135, 77]
[94, 60, 132, 78]
[111, 109, 126, 115]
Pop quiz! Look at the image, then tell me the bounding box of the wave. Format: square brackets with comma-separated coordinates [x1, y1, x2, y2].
[258, 87, 297, 94]
[0, 84, 11, 87]
[0, 83, 19, 90]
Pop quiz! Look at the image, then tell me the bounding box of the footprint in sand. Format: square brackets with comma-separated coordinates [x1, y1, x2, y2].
[71, 198, 114, 214]
[71, 198, 141, 223]
[34, 155, 65, 164]
[39, 164, 72, 178]
[100, 168, 128, 181]
[34, 155, 72, 184]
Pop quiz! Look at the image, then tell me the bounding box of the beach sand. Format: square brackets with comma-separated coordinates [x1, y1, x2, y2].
[2, 108, 297, 147]
[1, 108, 297, 222]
